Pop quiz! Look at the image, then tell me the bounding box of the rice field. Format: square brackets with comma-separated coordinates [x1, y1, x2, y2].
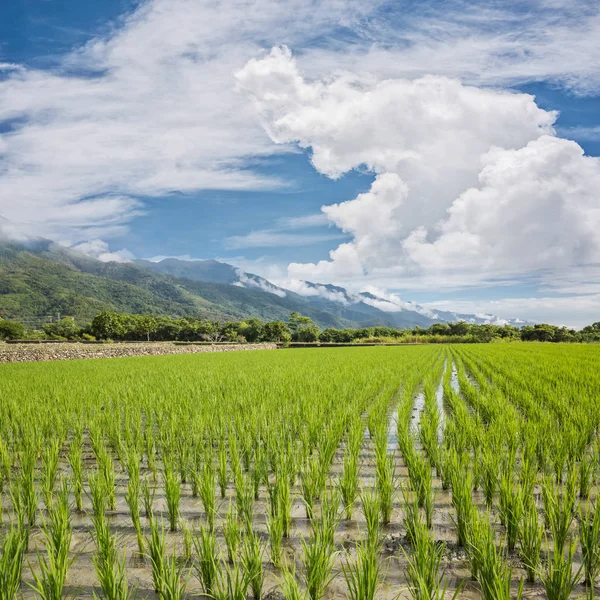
[0, 343, 599, 600]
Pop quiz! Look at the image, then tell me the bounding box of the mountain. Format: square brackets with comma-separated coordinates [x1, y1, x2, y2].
[136, 257, 528, 328]
[0, 239, 527, 329]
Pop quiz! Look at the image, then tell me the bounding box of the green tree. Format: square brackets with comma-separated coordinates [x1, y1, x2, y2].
[288, 312, 319, 342]
[43, 317, 82, 340]
[0, 319, 25, 340]
[263, 320, 291, 343]
[239, 318, 264, 343]
[90, 311, 126, 340]
[135, 315, 158, 341]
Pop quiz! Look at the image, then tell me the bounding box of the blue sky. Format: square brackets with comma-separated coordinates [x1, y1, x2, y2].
[1, 0, 599, 326]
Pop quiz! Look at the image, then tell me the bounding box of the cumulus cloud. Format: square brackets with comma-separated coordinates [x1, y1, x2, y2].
[70, 239, 134, 263]
[237, 46, 600, 291]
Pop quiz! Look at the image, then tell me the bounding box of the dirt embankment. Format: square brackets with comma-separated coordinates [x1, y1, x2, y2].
[0, 342, 277, 363]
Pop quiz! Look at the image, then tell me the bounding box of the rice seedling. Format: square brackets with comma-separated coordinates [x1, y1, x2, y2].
[339, 449, 360, 520]
[28, 481, 74, 600]
[213, 559, 248, 600]
[235, 472, 255, 534]
[481, 448, 499, 510]
[0, 520, 28, 600]
[198, 459, 216, 532]
[241, 530, 265, 600]
[1, 335, 600, 600]
[146, 515, 166, 595]
[68, 436, 84, 512]
[182, 519, 193, 564]
[450, 464, 473, 547]
[267, 500, 285, 567]
[404, 519, 458, 600]
[301, 529, 338, 600]
[398, 483, 418, 547]
[579, 458, 595, 500]
[98, 448, 117, 512]
[193, 523, 219, 596]
[280, 562, 306, 600]
[542, 474, 577, 554]
[499, 474, 524, 552]
[159, 551, 190, 600]
[579, 501, 600, 585]
[540, 539, 582, 600]
[124, 464, 144, 556]
[375, 451, 395, 525]
[142, 476, 156, 520]
[19, 445, 38, 528]
[519, 501, 543, 583]
[360, 489, 382, 551]
[163, 459, 181, 532]
[300, 456, 321, 520]
[218, 440, 229, 499]
[223, 501, 241, 564]
[343, 539, 381, 600]
[91, 515, 136, 600]
[452, 499, 521, 600]
[41, 439, 60, 509]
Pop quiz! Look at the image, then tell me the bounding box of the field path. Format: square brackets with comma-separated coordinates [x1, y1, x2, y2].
[0, 341, 277, 363]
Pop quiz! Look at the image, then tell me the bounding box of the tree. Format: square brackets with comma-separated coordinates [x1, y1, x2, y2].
[90, 311, 126, 340]
[239, 318, 264, 343]
[263, 321, 291, 343]
[448, 321, 470, 336]
[427, 323, 451, 336]
[135, 315, 158, 342]
[0, 319, 25, 340]
[288, 312, 320, 342]
[43, 317, 82, 340]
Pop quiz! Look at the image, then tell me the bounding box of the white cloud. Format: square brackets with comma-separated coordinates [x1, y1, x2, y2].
[0, 0, 383, 242]
[557, 126, 600, 142]
[223, 230, 344, 249]
[274, 213, 330, 229]
[235, 269, 287, 297]
[237, 47, 600, 293]
[423, 295, 600, 330]
[70, 239, 134, 263]
[281, 279, 351, 304]
[296, 1, 600, 95]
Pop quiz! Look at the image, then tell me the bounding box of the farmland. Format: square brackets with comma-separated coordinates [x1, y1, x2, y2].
[0, 344, 599, 599]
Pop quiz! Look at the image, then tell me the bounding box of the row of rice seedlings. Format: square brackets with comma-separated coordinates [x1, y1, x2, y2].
[91, 502, 135, 599]
[163, 457, 181, 532]
[579, 500, 600, 587]
[404, 514, 458, 600]
[124, 447, 144, 555]
[498, 473, 524, 552]
[28, 480, 74, 600]
[0, 514, 28, 600]
[519, 501, 543, 583]
[467, 509, 524, 600]
[343, 538, 382, 600]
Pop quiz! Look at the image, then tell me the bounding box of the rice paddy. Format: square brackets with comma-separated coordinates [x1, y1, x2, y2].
[0, 343, 599, 599]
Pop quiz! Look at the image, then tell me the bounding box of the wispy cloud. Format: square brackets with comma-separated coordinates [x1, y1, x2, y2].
[223, 230, 344, 249]
[557, 126, 600, 142]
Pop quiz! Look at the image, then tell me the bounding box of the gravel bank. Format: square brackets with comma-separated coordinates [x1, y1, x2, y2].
[0, 342, 277, 364]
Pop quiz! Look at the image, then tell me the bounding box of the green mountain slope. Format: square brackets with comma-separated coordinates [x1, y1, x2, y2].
[0, 241, 356, 327]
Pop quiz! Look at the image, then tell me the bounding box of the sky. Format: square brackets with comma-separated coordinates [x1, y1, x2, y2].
[0, 0, 599, 327]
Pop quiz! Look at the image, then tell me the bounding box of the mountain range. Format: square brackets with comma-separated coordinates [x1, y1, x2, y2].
[0, 238, 528, 329]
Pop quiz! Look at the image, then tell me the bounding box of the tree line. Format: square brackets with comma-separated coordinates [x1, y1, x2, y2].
[1, 310, 599, 344]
